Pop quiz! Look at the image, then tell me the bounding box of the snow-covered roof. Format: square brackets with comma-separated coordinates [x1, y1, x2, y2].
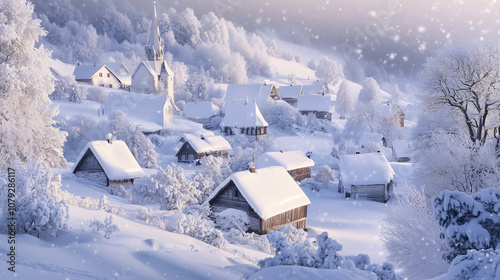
[183, 102, 220, 119]
[106, 92, 167, 130]
[224, 83, 276, 110]
[392, 140, 412, 158]
[133, 60, 174, 78]
[49, 58, 75, 77]
[105, 62, 130, 76]
[177, 135, 231, 154]
[297, 95, 331, 112]
[360, 132, 384, 146]
[301, 80, 324, 95]
[340, 153, 394, 186]
[207, 166, 311, 220]
[256, 151, 314, 171]
[73, 64, 108, 80]
[72, 140, 145, 180]
[220, 99, 268, 128]
[278, 85, 303, 99]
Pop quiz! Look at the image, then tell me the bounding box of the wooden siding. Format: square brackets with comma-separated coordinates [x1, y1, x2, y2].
[75, 170, 108, 186]
[289, 167, 311, 181]
[109, 179, 134, 187]
[261, 205, 308, 234]
[73, 149, 110, 186]
[176, 141, 229, 163]
[349, 181, 393, 203]
[209, 182, 262, 233]
[299, 110, 332, 121]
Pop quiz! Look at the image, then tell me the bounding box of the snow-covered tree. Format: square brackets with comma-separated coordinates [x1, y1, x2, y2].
[335, 81, 355, 119]
[315, 56, 344, 92]
[391, 84, 403, 105]
[0, 0, 67, 168]
[0, 157, 68, 236]
[51, 75, 79, 101]
[433, 187, 500, 262]
[192, 156, 231, 202]
[358, 77, 382, 105]
[381, 185, 448, 279]
[443, 249, 500, 280]
[185, 70, 213, 102]
[423, 40, 500, 146]
[165, 212, 226, 248]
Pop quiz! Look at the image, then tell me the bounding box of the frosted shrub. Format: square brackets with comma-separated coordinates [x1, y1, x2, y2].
[266, 100, 304, 133]
[444, 249, 500, 280]
[88, 215, 120, 239]
[225, 228, 272, 254]
[0, 158, 68, 236]
[214, 209, 250, 232]
[86, 87, 108, 104]
[166, 213, 226, 248]
[433, 187, 500, 262]
[192, 156, 231, 202]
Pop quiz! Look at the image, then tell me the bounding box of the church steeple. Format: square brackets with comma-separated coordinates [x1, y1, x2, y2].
[145, 2, 164, 61]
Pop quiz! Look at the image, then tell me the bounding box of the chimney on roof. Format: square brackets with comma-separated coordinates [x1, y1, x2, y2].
[106, 133, 113, 144]
[94, 62, 96, 67]
[245, 96, 248, 105]
[200, 134, 205, 140]
[77, 62, 81, 66]
[249, 164, 256, 173]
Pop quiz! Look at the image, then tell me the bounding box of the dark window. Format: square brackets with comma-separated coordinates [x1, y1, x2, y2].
[99, 73, 103, 77]
[107, 73, 110, 78]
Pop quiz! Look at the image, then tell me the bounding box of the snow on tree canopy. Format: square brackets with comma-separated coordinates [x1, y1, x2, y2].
[360, 132, 385, 147]
[206, 166, 311, 220]
[277, 85, 303, 99]
[72, 140, 145, 180]
[183, 101, 220, 119]
[224, 83, 278, 112]
[177, 136, 232, 154]
[220, 99, 268, 127]
[340, 153, 394, 187]
[106, 92, 170, 131]
[256, 151, 314, 171]
[297, 95, 331, 112]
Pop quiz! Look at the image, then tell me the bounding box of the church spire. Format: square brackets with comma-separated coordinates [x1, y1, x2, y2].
[145, 1, 164, 61]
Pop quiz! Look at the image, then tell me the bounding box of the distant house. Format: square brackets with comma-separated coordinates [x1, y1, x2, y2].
[302, 80, 325, 95]
[224, 83, 281, 114]
[106, 91, 174, 131]
[176, 131, 215, 143]
[376, 104, 406, 127]
[106, 62, 130, 76]
[73, 63, 123, 89]
[392, 140, 412, 162]
[183, 101, 220, 126]
[72, 138, 145, 187]
[175, 135, 232, 163]
[256, 150, 314, 181]
[206, 166, 311, 234]
[278, 85, 303, 106]
[339, 153, 395, 203]
[393, 106, 405, 127]
[220, 99, 269, 139]
[297, 95, 332, 120]
[49, 58, 75, 78]
[360, 132, 386, 150]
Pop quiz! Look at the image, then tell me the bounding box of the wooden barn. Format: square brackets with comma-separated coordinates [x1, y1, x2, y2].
[175, 135, 231, 163]
[220, 99, 269, 140]
[339, 153, 395, 203]
[256, 150, 314, 181]
[206, 166, 311, 234]
[72, 138, 145, 187]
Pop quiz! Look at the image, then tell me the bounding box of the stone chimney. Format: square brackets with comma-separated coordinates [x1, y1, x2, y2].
[249, 164, 256, 173]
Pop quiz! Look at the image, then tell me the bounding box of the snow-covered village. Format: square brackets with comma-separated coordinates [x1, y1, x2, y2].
[2, 0, 500, 279]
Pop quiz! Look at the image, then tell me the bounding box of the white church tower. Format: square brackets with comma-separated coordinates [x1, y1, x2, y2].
[130, 2, 175, 124]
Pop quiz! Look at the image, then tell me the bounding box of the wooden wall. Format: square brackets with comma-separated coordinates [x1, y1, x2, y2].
[289, 167, 311, 181]
[350, 181, 393, 203]
[261, 205, 308, 234]
[74, 149, 109, 186]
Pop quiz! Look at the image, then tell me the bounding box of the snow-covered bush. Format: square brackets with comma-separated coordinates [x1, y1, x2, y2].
[225, 228, 273, 254]
[433, 187, 500, 262]
[88, 215, 120, 239]
[0, 158, 68, 236]
[166, 212, 226, 248]
[86, 86, 108, 104]
[443, 249, 500, 280]
[51, 75, 80, 101]
[301, 165, 336, 191]
[381, 185, 448, 279]
[192, 156, 232, 202]
[214, 209, 249, 232]
[315, 56, 344, 92]
[266, 100, 304, 133]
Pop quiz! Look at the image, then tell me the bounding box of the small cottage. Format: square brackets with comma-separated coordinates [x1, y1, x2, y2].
[302, 80, 325, 95]
[220, 99, 269, 139]
[175, 135, 232, 163]
[339, 153, 395, 203]
[183, 101, 220, 126]
[206, 166, 311, 234]
[278, 85, 303, 106]
[224, 83, 281, 114]
[392, 140, 412, 162]
[297, 94, 332, 120]
[72, 138, 145, 187]
[256, 150, 314, 181]
[73, 63, 123, 89]
[176, 131, 215, 143]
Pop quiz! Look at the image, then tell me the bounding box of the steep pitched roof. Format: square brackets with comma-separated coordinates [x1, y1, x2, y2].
[224, 83, 278, 111]
[73, 64, 122, 84]
[297, 94, 331, 112]
[207, 166, 311, 220]
[302, 80, 324, 95]
[72, 140, 145, 180]
[278, 85, 303, 99]
[339, 153, 394, 186]
[256, 151, 314, 171]
[183, 102, 220, 119]
[176, 135, 232, 155]
[132, 61, 174, 78]
[220, 99, 268, 127]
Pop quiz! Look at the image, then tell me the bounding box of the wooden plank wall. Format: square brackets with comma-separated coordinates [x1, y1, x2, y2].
[261, 205, 308, 234]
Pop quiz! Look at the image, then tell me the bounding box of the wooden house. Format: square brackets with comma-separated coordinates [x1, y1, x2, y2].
[392, 140, 412, 162]
[339, 153, 395, 203]
[206, 166, 311, 234]
[297, 94, 332, 120]
[278, 85, 303, 106]
[183, 101, 220, 126]
[73, 63, 123, 89]
[302, 80, 325, 95]
[220, 99, 269, 139]
[256, 150, 314, 181]
[393, 105, 405, 127]
[224, 83, 281, 114]
[72, 138, 145, 187]
[175, 135, 231, 163]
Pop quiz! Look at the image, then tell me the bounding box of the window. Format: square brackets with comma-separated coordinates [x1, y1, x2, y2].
[109, 84, 112, 88]
[99, 73, 102, 77]
[107, 73, 110, 78]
